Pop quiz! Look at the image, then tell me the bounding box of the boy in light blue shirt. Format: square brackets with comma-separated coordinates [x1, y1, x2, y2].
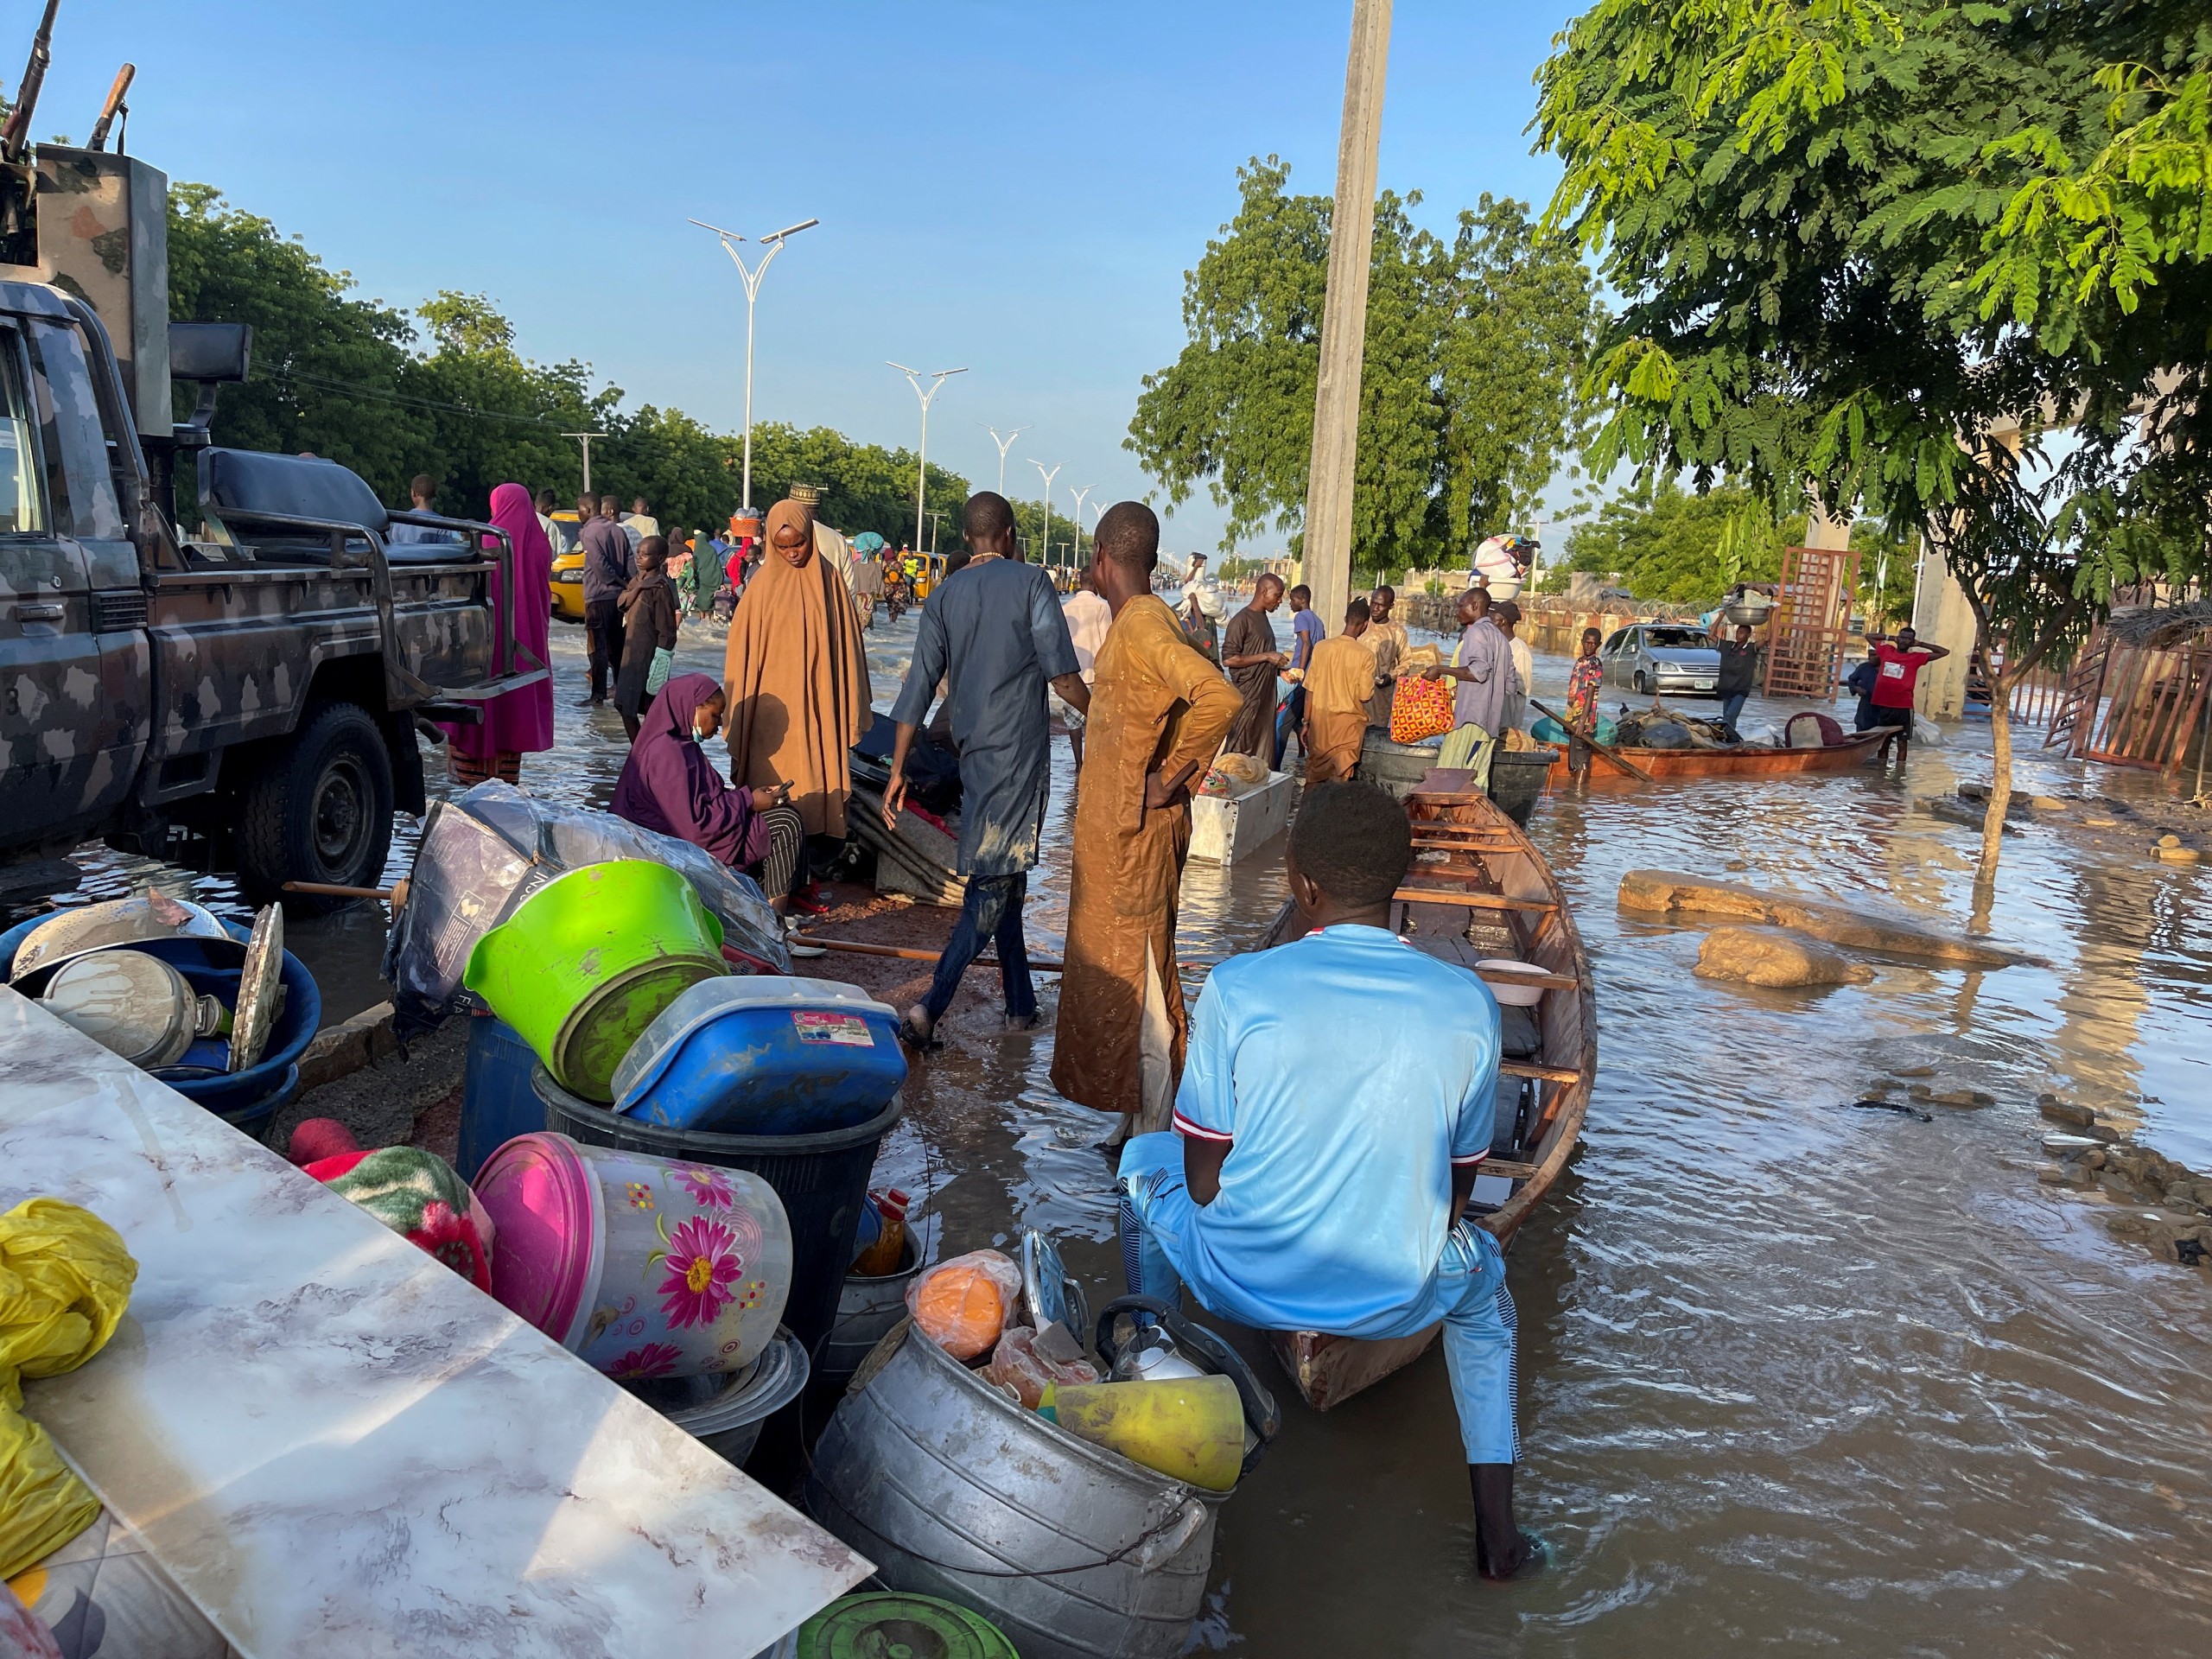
[1116, 780, 1543, 1580]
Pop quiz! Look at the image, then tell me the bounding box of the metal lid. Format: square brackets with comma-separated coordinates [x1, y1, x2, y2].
[1020, 1230, 1085, 1337]
[10, 890, 232, 988]
[797, 1592, 1019, 1659]
[474, 1133, 601, 1347]
[41, 950, 199, 1068]
[228, 905, 284, 1073]
[610, 975, 899, 1110]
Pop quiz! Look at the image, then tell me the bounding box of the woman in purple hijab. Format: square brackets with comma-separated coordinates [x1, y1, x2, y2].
[612, 674, 809, 925]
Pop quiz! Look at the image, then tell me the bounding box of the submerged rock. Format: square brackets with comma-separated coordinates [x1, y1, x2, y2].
[1692, 925, 1874, 988]
[1618, 869, 2031, 967]
[2037, 1093, 2096, 1128]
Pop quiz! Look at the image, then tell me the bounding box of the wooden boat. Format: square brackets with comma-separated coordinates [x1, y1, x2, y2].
[1257, 768, 1595, 1410]
[1538, 727, 1894, 790]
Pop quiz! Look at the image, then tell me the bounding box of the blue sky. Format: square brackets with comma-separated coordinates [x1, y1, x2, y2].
[46, 1, 1583, 553]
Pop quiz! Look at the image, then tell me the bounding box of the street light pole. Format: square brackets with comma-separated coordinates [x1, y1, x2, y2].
[985, 425, 1025, 495]
[890, 362, 968, 556]
[1029, 459, 1061, 569]
[561, 430, 607, 494]
[1067, 484, 1094, 565]
[690, 215, 819, 511]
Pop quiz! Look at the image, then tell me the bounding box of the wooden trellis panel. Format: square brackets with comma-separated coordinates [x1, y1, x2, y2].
[2085, 641, 2212, 772]
[1761, 544, 1860, 700]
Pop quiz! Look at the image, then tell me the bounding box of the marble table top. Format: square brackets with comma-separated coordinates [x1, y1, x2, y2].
[0, 988, 870, 1656]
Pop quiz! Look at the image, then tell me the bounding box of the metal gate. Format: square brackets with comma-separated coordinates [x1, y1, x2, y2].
[1761, 543, 1860, 700]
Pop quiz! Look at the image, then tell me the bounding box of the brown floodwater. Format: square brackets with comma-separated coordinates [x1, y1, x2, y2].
[46, 602, 2212, 1655]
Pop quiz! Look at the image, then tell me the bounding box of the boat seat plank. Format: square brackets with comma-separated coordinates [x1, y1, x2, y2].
[1477, 1159, 1541, 1181]
[1500, 1060, 1580, 1084]
[1393, 887, 1555, 913]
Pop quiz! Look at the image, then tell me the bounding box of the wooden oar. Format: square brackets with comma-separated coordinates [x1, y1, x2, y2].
[283, 880, 409, 906]
[795, 935, 1068, 974]
[1528, 698, 1656, 782]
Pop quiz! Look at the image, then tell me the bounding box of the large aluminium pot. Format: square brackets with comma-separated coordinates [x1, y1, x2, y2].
[805, 1321, 1221, 1659]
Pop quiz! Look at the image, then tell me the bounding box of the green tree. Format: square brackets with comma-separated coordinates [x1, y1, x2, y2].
[1127, 158, 1599, 572]
[1534, 0, 2211, 889]
[167, 182, 428, 500]
[1564, 482, 1781, 602]
[408, 290, 607, 516]
[165, 182, 969, 538]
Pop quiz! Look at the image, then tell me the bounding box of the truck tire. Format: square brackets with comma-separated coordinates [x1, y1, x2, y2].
[235, 701, 395, 913]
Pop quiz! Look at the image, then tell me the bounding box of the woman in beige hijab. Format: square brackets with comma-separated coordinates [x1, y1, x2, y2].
[721, 496, 874, 836]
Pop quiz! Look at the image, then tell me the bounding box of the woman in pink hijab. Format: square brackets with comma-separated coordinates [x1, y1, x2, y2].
[439, 481, 556, 784]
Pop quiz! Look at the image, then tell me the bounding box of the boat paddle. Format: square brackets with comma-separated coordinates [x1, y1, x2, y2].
[1528, 699, 1656, 783]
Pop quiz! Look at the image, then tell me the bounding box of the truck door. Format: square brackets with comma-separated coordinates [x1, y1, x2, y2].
[0, 315, 143, 844]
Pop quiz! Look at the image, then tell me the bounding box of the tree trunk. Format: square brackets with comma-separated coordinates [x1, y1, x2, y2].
[1981, 663, 2013, 882]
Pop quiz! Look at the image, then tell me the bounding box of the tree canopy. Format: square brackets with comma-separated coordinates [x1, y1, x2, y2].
[1126, 158, 1599, 572]
[1533, 0, 2208, 588]
[167, 184, 967, 538]
[1534, 0, 2209, 878]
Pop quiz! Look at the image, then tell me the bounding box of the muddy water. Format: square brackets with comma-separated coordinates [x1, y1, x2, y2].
[49, 601, 2212, 1652]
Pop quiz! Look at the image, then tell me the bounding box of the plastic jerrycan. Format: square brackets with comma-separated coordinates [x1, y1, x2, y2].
[1039, 1375, 1245, 1492]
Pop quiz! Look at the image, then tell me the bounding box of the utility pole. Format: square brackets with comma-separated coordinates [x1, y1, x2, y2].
[690, 215, 819, 510]
[925, 509, 946, 555]
[1029, 460, 1061, 569]
[890, 363, 968, 556]
[562, 431, 607, 494]
[986, 425, 1025, 495]
[1067, 484, 1094, 564]
[1300, 0, 1393, 632]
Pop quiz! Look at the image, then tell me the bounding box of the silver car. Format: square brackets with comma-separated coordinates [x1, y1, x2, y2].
[1601, 623, 1721, 696]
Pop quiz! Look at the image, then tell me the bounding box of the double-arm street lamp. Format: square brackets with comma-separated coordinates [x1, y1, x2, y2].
[1067, 484, 1094, 566]
[690, 214, 819, 511]
[1028, 459, 1061, 569]
[889, 363, 968, 555]
[985, 425, 1025, 495]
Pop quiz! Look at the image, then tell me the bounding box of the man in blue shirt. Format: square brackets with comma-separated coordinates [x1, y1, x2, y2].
[1273, 582, 1326, 766]
[885, 493, 1090, 1042]
[1116, 780, 1543, 1580]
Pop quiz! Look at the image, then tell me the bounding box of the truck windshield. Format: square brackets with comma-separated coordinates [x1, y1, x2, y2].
[0, 333, 41, 534]
[25, 321, 124, 541]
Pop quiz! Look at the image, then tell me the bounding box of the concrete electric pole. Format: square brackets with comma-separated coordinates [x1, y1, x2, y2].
[1299, 0, 1393, 632]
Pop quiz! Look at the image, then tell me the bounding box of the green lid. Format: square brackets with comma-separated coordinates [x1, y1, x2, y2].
[796, 1592, 1020, 1659]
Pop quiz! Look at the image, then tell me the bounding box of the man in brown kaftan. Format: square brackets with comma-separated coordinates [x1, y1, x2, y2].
[1051, 503, 1241, 1137]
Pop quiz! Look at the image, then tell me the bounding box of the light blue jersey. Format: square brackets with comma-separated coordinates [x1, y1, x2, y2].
[1161, 923, 1500, 1333]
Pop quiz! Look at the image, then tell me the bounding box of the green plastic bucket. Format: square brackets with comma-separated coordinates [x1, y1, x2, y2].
[464, 861, 727, 1103]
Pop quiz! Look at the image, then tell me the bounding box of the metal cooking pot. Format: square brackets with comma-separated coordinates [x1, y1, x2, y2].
[10, 892, 233, 989]
[42, 950, 228, 1069]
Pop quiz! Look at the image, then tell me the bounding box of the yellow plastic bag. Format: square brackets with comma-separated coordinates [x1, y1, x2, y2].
[0, 1199, 137, 1580]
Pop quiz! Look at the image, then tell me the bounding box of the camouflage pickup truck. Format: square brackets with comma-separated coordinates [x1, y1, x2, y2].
[0, 143, 539, 912]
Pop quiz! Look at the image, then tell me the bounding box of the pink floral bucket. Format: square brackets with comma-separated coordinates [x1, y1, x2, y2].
[474, 1132, 793, 1382]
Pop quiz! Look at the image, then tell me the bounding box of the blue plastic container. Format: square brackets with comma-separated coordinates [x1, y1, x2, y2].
[610, 977, 907, 1135]
[458, 1014, 546, 1180]
[0, 914, 320, 1119]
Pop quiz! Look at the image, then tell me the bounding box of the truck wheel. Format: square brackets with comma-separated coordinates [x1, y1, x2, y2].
[235, 701, 395, 913]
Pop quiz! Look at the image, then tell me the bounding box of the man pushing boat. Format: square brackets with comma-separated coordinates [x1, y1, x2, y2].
[1113, 781, 1544, 1580]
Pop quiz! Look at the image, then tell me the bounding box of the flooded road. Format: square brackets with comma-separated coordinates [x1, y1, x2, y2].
[42, 598, 2212, 1654]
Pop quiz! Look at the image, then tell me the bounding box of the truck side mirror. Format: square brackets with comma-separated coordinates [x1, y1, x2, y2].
[170, 321, 251, 432]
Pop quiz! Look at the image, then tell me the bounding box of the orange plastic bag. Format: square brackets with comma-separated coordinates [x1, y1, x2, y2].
[981, 1325, 1100, 1408]
[1391, 673, 1456, 744]
[905, 1249, 1022, 1360]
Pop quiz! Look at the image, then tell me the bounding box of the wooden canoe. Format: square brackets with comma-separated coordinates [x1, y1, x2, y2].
[1260, 768, 1596, 1410]
[1538, 727, 1894, 790]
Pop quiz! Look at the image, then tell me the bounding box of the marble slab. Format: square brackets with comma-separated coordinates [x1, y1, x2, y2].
[0, 988, 871, 1657]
